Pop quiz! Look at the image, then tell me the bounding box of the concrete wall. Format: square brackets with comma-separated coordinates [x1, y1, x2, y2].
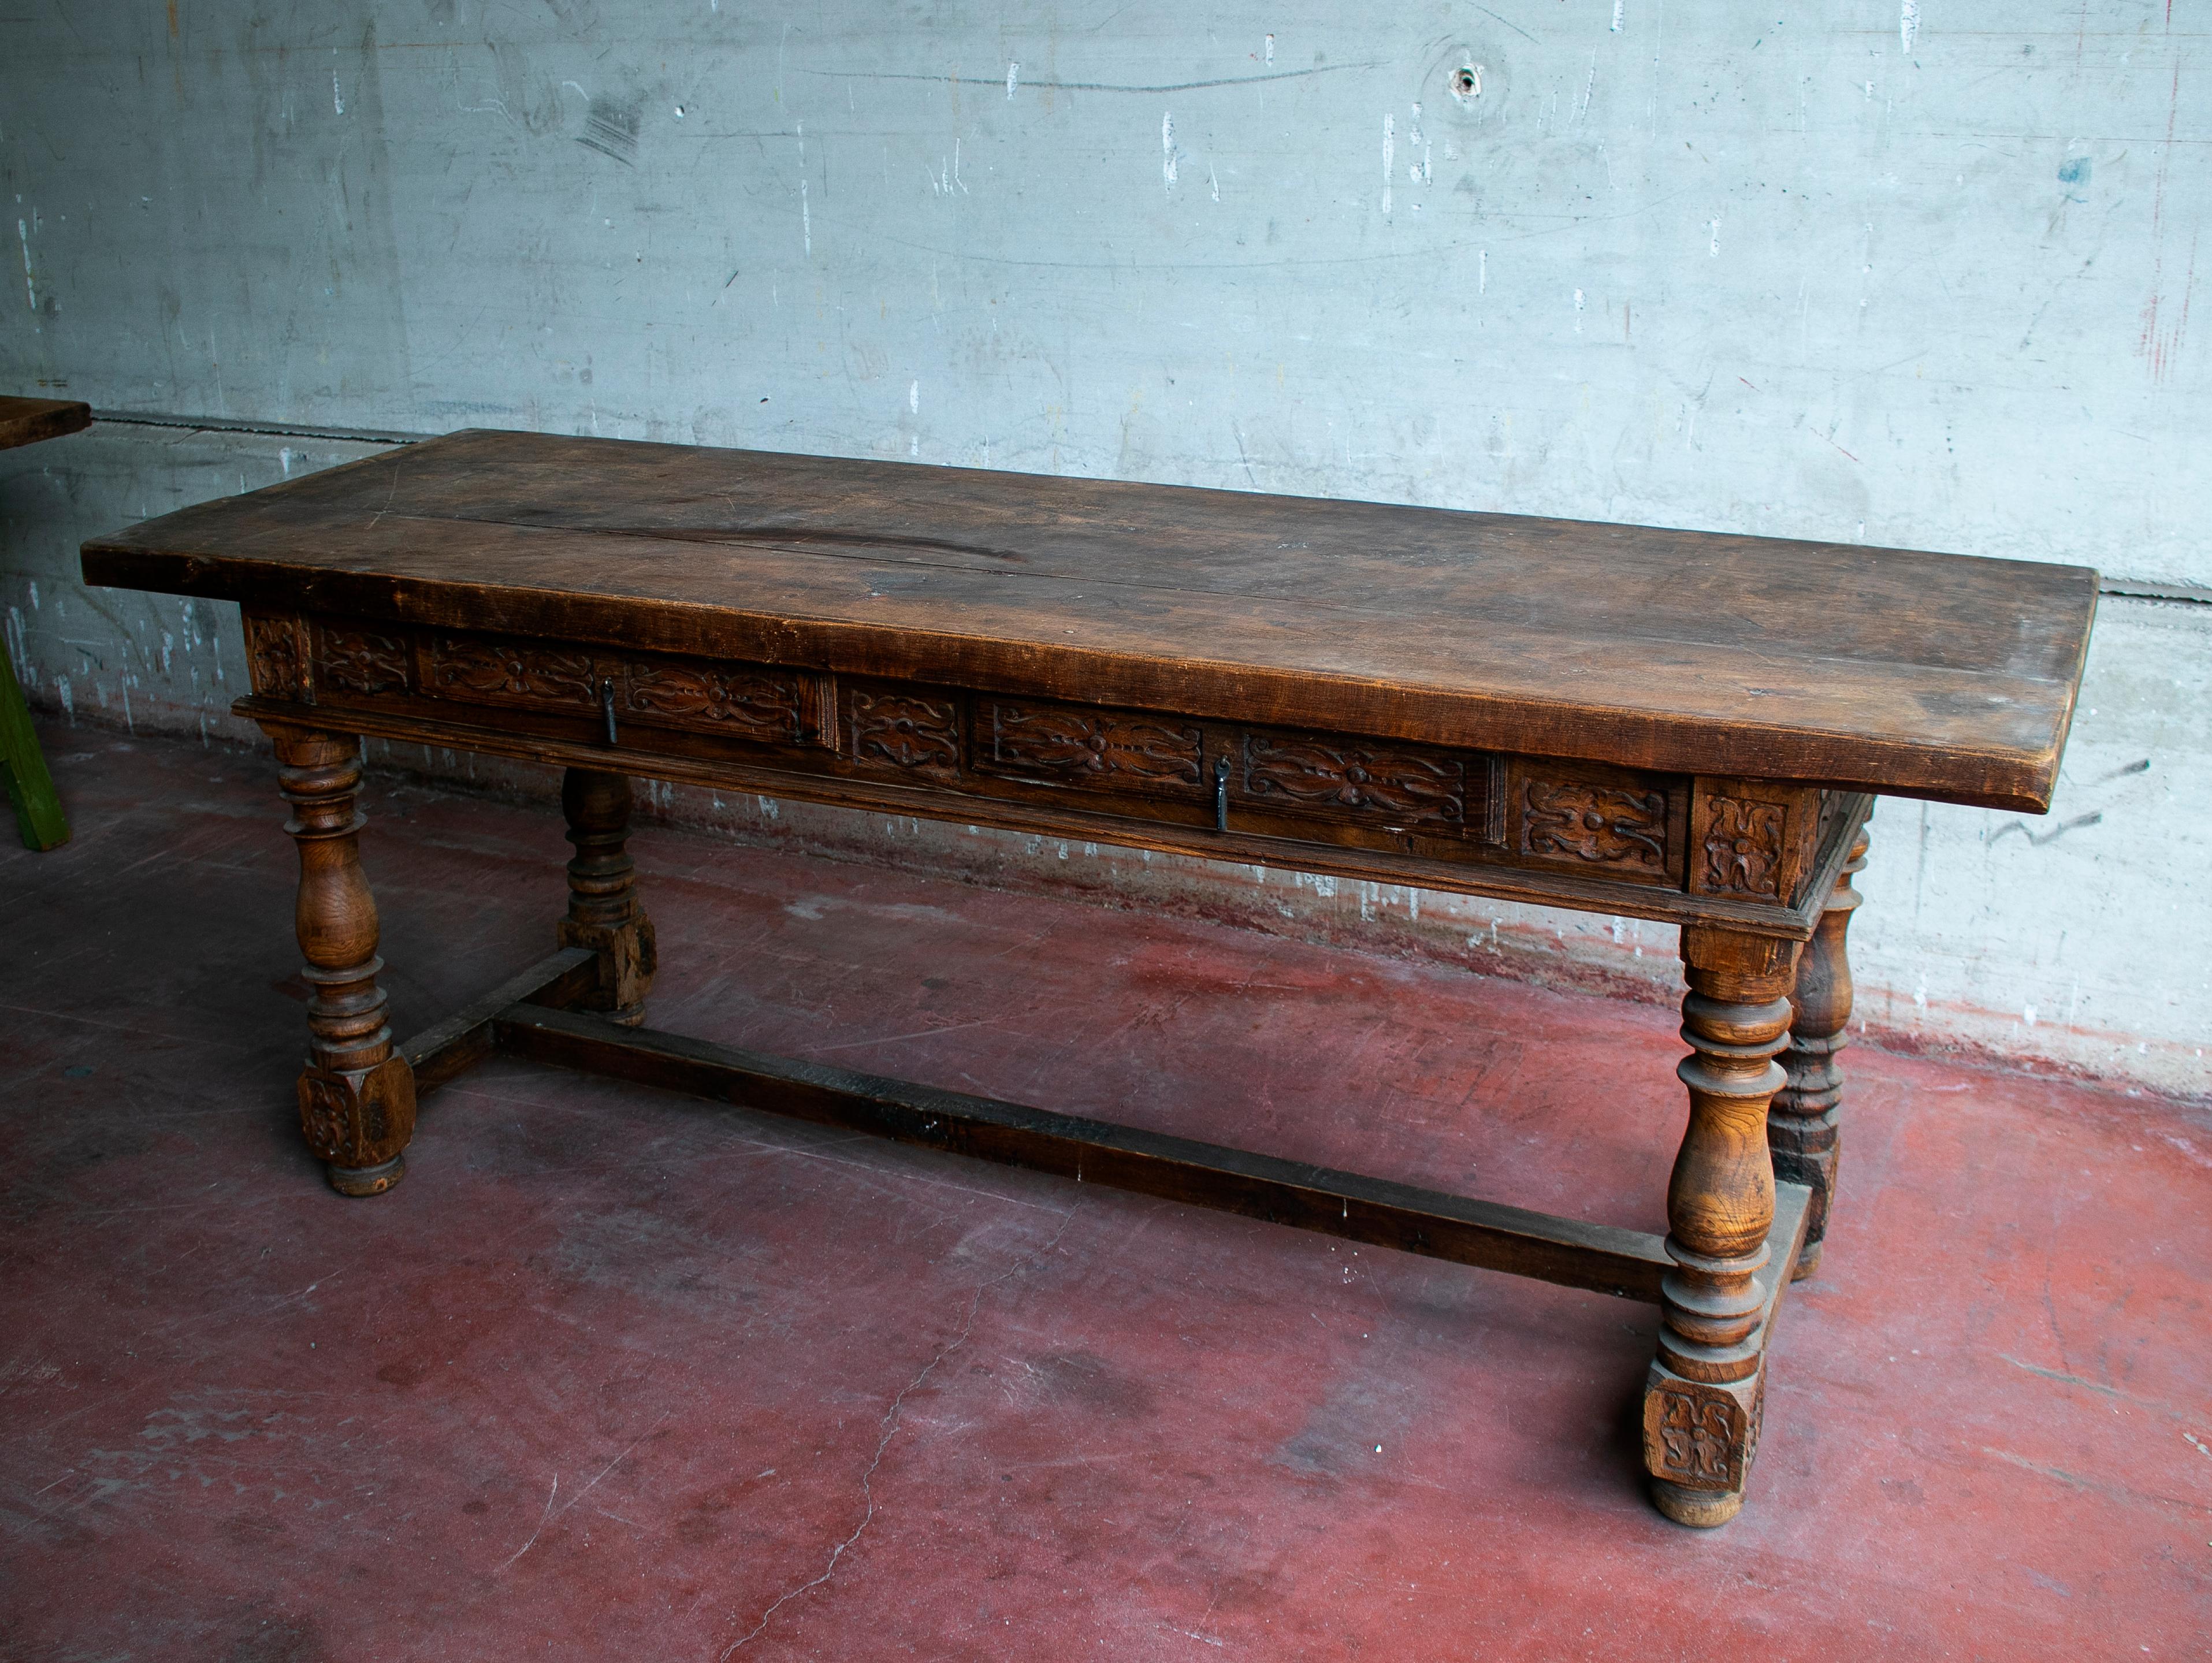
[2, 3, 2206, 1097]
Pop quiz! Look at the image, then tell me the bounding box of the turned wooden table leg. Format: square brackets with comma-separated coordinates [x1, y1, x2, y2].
[263, 724, 417, 1196]
[557, 768, 657, 1026]
[1645, 924, 1801, 1527]
[1772, 826, 1869, 1280]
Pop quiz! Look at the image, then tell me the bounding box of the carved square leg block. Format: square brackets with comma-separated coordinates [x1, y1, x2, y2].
[1644, 1362, 1765, 1528]
[556, 912, 658, 1026]
[298, 1054, 418, 1195]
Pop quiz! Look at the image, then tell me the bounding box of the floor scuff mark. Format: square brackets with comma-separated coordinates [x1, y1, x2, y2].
[720, 1211, 1079, 1654]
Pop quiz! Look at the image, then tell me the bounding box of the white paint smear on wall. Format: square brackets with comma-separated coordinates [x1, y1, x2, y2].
[16, 218, 35, 313]
[1381, 112, 1394, 215]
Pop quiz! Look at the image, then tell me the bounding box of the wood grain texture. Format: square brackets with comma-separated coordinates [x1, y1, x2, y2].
[81, 429, 2098, 812]
[0, 395, 90, 451]
[261, 722, 415, 1195]
[1646, 924, 1804, 1527]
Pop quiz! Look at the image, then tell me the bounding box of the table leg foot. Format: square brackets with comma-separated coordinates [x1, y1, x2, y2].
[1774, 825, 1868, 1281]
[326, 1152, 407, 1197]
[1652, 1479, 1746, 1530]
[264, 723, 417, 1193]
[1645, 1360, 1764, 1527]
[557, 768, 656, 1026]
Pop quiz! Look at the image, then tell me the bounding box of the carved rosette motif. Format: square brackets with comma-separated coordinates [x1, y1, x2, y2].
[296, 1074, 354, 1157]
[850, 690, 960, 775]
[1700, 795, 1789, 898]
[1646, 1374, 1761, 1490]
[625, 660, 803, 742]
[1241, 735, 1464, 830]
[317, 626, 412, 696]
[426, 636, 597, 707]
[244, 613, 308, 702]
[979, 702, 1202, 793]
[296, 1058, 415, 1169]
[1519, 779, 1667, 869]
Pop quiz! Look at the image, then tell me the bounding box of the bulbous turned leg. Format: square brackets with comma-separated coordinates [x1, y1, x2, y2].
[263, 724, 417, 1196]
[557, 768, 656, 1026]
[1772, 828, 1868, 1281]
[1645, 925, 1801, 1528]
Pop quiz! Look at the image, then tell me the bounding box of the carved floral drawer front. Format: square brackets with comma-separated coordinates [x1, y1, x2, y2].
[618, 658, 821, 747]
[316, 623, 413, 698]
[859, 686, 1515, 850]
[848, 687, 964, 782]
[1231, 730, 1481, 837]
[1507, 761, 1685, 886]
[246, 613, 837, 752]
[422, 633, 598, 711]
[415, 628, 829, 745]
[968, 700, 1508, 845]
[971, 697, 1206, 799]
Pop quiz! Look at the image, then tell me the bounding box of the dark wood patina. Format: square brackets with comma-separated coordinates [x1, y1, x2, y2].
[0, 395, 91, 452]
[81, 428, 2098, 1527]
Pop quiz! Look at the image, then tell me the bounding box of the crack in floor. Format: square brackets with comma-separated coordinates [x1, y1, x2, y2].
[718, 1207, 1080, 1655]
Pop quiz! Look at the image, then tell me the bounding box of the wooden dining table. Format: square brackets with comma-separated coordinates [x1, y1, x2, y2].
[80, 429, 2098, 1527]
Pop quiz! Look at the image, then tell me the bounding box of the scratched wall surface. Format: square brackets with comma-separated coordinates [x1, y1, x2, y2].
[1, 2, 2206, 1095]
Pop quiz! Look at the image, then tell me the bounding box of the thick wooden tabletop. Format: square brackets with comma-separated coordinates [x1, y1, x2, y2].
[81, 428, 2096, 812]
[0, 395, 91, 451]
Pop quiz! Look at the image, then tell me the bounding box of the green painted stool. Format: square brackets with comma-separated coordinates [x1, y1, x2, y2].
[0, 395, 92, 851]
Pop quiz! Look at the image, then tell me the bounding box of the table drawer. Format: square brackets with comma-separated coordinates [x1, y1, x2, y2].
[971, 696, 1207, 800]
[839, 679, 1696, 887]
[249, 613, 841, 753]
[247, 611, 1853, 913]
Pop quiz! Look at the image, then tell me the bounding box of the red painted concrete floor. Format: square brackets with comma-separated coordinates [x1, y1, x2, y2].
[2, 730, 2209, 1661]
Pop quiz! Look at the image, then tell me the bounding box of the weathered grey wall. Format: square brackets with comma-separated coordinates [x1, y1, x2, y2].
[2, 3, 2206, 1095]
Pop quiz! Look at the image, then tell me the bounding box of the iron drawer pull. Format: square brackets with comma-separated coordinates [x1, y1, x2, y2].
[601, 679, 619, 746]
[1214, 754, 1230, 832]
